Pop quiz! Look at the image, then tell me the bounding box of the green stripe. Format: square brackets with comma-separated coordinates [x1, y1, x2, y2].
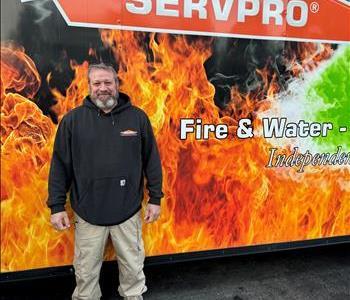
[306, 45, 350, 151]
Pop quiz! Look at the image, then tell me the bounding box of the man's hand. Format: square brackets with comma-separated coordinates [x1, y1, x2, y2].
[144, 203, 161, 223]
[50, 211, 70, 230]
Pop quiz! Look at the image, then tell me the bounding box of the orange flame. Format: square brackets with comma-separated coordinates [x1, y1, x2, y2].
[1, 43, 41, 103]
[286, 43, 333, 77]
[1, 34, 349, 272]
[50, 61, 89, 121]
[1, 43, 75, 271]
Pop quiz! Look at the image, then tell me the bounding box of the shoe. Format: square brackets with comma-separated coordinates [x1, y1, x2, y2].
[124, 296, 143, 300]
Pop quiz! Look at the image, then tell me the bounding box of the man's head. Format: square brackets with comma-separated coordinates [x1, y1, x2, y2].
[88, 63, 119, 111]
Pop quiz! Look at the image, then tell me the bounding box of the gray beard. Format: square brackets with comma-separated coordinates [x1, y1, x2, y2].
[94, 97, 118, 110]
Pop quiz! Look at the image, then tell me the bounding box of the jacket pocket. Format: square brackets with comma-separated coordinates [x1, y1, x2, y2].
[79, 176, 137, 224]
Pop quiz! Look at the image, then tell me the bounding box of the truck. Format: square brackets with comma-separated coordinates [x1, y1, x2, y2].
[1, 0, 349, 282]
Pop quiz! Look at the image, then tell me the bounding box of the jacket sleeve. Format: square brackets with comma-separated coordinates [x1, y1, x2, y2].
[47, 116, 73, 214]
[141, 114, 164, 205]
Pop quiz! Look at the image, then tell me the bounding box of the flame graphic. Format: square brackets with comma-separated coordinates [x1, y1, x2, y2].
[1, 34, 349, 272]
[286, 42, 334, 76]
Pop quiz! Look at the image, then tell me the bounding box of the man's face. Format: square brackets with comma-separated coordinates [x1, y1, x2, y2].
[89, 68, 119, 110]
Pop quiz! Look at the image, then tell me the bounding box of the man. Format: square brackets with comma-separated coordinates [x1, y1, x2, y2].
[47, 63, 163, 300]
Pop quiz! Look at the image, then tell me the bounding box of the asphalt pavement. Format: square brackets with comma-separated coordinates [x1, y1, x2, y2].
[1, 243, 349, 300]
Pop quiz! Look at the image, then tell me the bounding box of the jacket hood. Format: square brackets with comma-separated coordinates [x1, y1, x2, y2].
[83, 92, 132, 115]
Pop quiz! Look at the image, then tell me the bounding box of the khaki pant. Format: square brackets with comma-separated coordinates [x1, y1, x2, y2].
[72, 211, 147, 300]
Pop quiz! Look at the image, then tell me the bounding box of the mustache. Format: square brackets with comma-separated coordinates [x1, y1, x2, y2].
[97, 92, 112, 95]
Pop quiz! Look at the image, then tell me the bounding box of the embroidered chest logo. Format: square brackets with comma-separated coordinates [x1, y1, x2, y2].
[120, 129, 138, 137]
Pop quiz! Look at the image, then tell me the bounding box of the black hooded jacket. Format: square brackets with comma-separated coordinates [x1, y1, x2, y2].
[47, 93, 163, 225]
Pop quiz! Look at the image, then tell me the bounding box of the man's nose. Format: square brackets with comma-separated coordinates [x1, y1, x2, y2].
[99, 83, 108, 91]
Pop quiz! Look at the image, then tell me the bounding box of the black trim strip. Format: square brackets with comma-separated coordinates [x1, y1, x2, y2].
[1, 235, 349, 283]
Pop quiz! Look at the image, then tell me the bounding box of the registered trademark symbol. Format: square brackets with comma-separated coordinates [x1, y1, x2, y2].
[310, 2, 319, 13]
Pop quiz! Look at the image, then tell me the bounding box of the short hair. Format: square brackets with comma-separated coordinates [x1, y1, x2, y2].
[88, 63, 119, 84]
